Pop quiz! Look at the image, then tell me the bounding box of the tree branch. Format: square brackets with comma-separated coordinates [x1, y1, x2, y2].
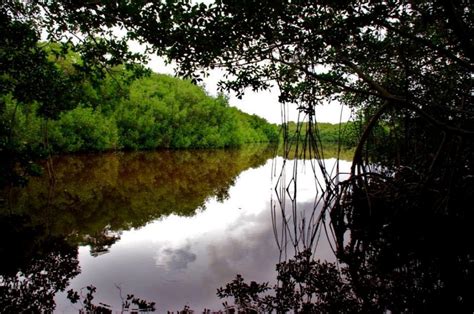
[351, 101, 392, 176]
[379, 21, 473, 71]
[272, 56, 396, 101]
[342, 60, 406, 103]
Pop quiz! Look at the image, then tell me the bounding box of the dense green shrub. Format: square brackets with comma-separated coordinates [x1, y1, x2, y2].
[49, 106, 119, 152]
[1, 40, 279, 155]
[1, 97, 44, 152]
[113, 73, 279, 150]
[1, 69, 280, 154]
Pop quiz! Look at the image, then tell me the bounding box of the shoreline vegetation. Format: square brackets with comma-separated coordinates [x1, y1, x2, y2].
[3, 72, 280, 153]
[2, 42, 357, 159]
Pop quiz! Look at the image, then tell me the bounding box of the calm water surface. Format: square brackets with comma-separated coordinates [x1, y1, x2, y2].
[0, 147, 350, 312]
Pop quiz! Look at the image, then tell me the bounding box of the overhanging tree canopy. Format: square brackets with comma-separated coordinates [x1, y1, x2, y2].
[3, 1, 472, 126]
[150, 1, 473, 161]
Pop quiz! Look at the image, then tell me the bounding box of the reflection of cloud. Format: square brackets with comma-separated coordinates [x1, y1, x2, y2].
[57, 158, 351, 312]
[205, 203, 279, 282]
[156, 245, 197, 270]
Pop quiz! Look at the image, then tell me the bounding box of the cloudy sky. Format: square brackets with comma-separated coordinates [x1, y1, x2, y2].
[146, 54, 352, 124]
[159, 0, 354, 124]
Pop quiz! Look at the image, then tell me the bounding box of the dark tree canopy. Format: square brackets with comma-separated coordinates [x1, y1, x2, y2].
[155, 1, 472, 110]
[3, 1, 471, 125]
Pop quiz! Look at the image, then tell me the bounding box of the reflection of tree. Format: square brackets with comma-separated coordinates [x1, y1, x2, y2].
[210, 117, 474, 312]
[66, 285, 156, 313]
[0, 146, 277, 311]
[82, 227, 121, 257]
[218, 251, 361, 313]
[220, 224, 474, 312]
[2, 146, 275, 252]
[328, 169, 474, 312]
[0, 215, 80, 312]
[219, 130, 474, 312]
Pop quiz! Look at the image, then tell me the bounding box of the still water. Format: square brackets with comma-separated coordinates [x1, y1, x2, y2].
[0, 146, 350, 312]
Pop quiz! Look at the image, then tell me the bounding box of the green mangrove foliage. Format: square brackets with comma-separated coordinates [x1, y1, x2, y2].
[283, 121, 359, 147]
[112, 73, 279, 150]
[2, 64, 279, 154]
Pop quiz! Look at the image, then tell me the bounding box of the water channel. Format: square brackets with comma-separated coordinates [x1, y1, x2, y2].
[0, 146, 350, 312]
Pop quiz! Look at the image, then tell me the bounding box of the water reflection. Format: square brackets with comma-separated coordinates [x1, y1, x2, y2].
[218, 150, 474, 312]
[3, 146, 275, 252]
[0, 145, 354, 312]
[0, 215, 80, 312]
[55, 157, 287, 311]
[0, 146, 285, 311]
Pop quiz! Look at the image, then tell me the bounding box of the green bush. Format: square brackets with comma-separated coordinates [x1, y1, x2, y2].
[50, 106, 118, 152]
[1, 63, 280, 154]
